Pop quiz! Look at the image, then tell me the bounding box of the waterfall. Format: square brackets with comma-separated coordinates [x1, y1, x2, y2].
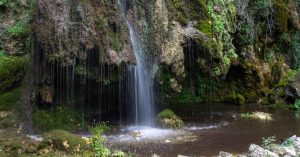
[120, 0, 155, 126]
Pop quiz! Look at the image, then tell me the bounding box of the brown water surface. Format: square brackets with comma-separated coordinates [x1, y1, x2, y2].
[107, 105, 300, 157]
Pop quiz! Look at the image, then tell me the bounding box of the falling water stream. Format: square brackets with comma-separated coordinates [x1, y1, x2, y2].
[120, 0, 155, 126]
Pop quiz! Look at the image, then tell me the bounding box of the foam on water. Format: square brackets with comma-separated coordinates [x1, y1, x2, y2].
[185, 122, 229, 131]
[107, 126, 186, 142]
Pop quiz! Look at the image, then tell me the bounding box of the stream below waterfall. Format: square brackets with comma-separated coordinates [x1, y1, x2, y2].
[104, 104, 300, 156]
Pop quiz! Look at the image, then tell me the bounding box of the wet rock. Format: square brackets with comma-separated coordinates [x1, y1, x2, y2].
[286, 74, 300, 99]
[248, 144, 279, 157]
[156, 109, 184, 129]
[152, 154, 160, 157]
[219, 151, 233, 157]
[177, 155, 189, 157]
[251, 112, 273, 121]
[281, 146, 296, 156]
[42, 129, 86, 153]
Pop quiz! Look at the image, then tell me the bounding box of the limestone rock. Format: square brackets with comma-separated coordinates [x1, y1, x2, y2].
[248, 144, 279, 157]
[286, 74, 300, 99]
[219, 151, 233, 157]
[156, 109, 184, 129]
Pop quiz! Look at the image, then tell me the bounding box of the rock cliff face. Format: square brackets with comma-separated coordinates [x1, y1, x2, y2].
[17, 0, 300, 123]
[29, 0, 137, 123]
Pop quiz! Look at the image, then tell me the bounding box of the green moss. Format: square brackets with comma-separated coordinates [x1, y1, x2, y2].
[0, 87, 22, 111]
[0, 54, 29, 92]
[42, 129, 87, 152]
[108, 31, 123, 51]
[156, 109, 184, 129]
[157, 109, 176, 118]
[95, 15, 107, 27]
[32, 106, 84, 131]
[0, 114, 14, 128]
[224, 92, 245, 105]
[236, 23, 255, 45]
[240, 112, 253, 118]
[273, 0, 288, 32]
[293, 99, 300, 110]
[198, 20, 212, 37]
[261, 97, 270, 106]
[7, 19, 31, 38]
[276, 69, 299, 87]
[291, 32, 300, 69]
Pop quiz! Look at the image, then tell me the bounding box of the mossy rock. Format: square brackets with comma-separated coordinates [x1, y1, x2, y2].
[156, 109, 184, 129]
[261, 97, 271, 106]
[42, 129, 87, 153]
[224, 93, 245, 106]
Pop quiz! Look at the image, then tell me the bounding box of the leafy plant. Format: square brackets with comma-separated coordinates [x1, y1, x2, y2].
[262, 136, 277, 150]
[89, 123, 111, 157]
[293, 99, 300, 110]
[111, 150, 126, 157]
[214, 66, 221, 76]
[0, 0, 9, 8]
[240, 112, 253, 118]
[89, 122, 110, 135]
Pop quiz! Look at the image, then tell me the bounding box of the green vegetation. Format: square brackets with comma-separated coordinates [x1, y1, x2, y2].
[251, 0, 273, 18]
[0, 53, 29, 92]
[156, 109, 184, 129]
[89, 122, 110, 135]
[276, 69, 299, 87]
[108, 31, 123, 51]
[0, 87, 22, 111]
[89, 123, 111, 157]
[293, 99, 300, 110]
[240, 112, 254, 118]
[224, 92, 245, 105]
[32, 106, 84, 131]
[0, 0, 11, 8]
[42, 129, 87, 153]
[198, 20, 213, 37]
[236, 23, 255, 45]
[291, 32, 300, 69]
[7, 19, 31, 38]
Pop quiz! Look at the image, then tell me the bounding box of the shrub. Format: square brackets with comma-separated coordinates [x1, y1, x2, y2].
[293, 99, 300, 110]
[89, 123, 111, 157]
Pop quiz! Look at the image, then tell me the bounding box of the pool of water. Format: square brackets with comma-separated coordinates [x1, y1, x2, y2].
[106, 105, 300, 156]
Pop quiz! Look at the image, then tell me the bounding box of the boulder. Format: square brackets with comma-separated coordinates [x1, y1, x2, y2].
[248, 144, 279, 157]
[156, 109, 184, 129]
[219, 151, 233, 157]
[286, 74, 300, 99]
[41, 129, 87, 153]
